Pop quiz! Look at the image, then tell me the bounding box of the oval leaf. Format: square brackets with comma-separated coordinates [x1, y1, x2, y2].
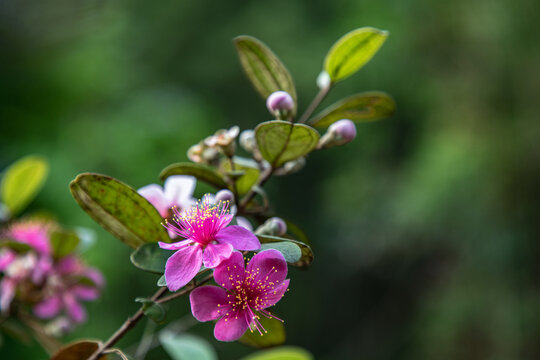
[160, 163, 229, 190]
[160, 332, 217, 360]
[255, 121, 319, 168]
[50, 230, 80, 259]
[259, 242, 301, 263]
[256, 235, 313, 267]
[324, 27, 389, 83]
[0, 155, 48, 216]
[220, 157, 260, 196]
[51, 340, 108, 360]
[130, 243, 170, 274]
[241, 346, 314, 360]
[234, 36, 297, 112]
[239, 316, 285, 348]
[309, 91, 396, 128]
[70, 173, 169, 249]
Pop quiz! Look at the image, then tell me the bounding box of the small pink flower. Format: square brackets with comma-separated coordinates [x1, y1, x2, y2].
[4, 220, 51, 255]
[33, 256, 104, 324]
[138, 175, 196, 218]
[190, 250, 289, 342]
[160, 195, 260, 292]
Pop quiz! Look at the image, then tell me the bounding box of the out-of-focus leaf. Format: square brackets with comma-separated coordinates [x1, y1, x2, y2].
[282, 219, 310, 245]
[309, 92, 396, 128]
[240, 346, 314, 360]
[159, 331, 217, 360]
[157, 274, 167, 287]
[234, 36, 297, 113]
[160, 163, 229, 190]
[257, 235, 313, 267]
[324, 27, 388, 82]
[50, 230, 80, 259]
[0, 319, 32, 344]
[105, 349, 130, 360]
[0, 155, 48, 216]
[220, 157, 260, 195]
[259, 242, 301, 263]
[135, 298, 167, 324]
[130, 243, 170, 274]
[0, 239, 32, 253]
[70, 173, 169, 249]
[239, 316, 285, 348]
[255, 121, 319, 168]
[50, 340, 108, 360]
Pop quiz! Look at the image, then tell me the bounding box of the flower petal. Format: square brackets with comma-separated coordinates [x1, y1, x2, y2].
[235, 216, 253, 231]
[64, 294, 86, 323]
[213, 251, 245, 290]
[158, 239, 192, 251]
[0, 278, 16, 313]
[215, 225, 260, 251]
[0, 250, 16, 271]
[164, 245, 203, 292]
[34, 295, 62, 318]
[138, 184, 169, 217]
[84, 267, 105, 288]
[164, 175, 196, 208]
[190, 285, 230, 322]
[214, 312, 249, 342]
[261, 279, 290, 308]
[202, 242, 233, 268]
[247, 249, 288, 286]
[72, 286, 100, 301]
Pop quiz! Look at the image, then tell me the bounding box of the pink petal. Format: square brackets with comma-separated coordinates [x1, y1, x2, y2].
[32, 256, 52, 284]
[164, 176, 196, 207]
[215, 226, 260, 251]
[72, 285, 100, 301]
[214, 312, 249, 342]
[159, 239, 192, 251]
[138, 184, 169, 217]
[57, 256, 82, 274]
[164, 245, 203, 292]
[189, 285, 230, 322]
[262, 279, 290, 308]
[0, 278, 16, 312]
[247, 249, 288, 286]
[33, 295, 62, 318]
[64, 294, 86, 323]
[213, 251, 245, 290]
[0, 250, 16, 271]
[235, 216, 253, 231]
[202, 242, 233, 268]
[84, 268, 105, 288]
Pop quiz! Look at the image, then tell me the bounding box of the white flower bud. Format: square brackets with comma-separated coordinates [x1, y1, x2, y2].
[317, 71, 331, 89]
[215, 189, 235, 204]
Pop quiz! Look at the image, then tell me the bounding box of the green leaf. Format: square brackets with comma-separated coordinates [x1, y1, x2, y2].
[259, 242, 301, 263]
[309, 91, 396, 128]
[50, 230, 80, 259]
[130, 243, 170, 274]
[0, 239, 32, 253]
[234, 36, 297, 113]
[324, 27, 389, 83]
[70, 173, 169, 249]
[282, 219, 310, 245]
[160, 162, 229, 190]
[220, 157, 260, 195]
[239, 316, 285, 348]
[240, 347, 314, 360]
[135, 298, 167, 323]
[51, 340, 108, 360]
[157, 274, 167, 287]
[255, 121, 319, 168]
[160, 332, 217, 360]
[257, 235, 313, 267]
[0, 155, 48, 216]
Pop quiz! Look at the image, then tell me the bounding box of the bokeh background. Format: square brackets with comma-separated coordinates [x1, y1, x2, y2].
[1, 0, 539, 359]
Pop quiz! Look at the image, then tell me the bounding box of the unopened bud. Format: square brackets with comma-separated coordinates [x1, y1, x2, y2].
[239, 129, 257, 153]
[317, 71, 331, 89]
[255, 217, 287, 236]
[215, 189, 235, 204]
[274, 157, 306, 176]
[266, 91, 294, 118]
[318, 119, 357, 149]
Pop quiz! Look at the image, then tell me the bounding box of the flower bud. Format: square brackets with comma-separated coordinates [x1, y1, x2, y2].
[187, 142, 220, 165]
[239, 129, 257, 153]
[317, 71, 331, 89]
[204, 126, 239, 157]
[274, 157, 306, 176]
[318, 119, 357, 149]
[255, 216, 287, 236]
[266, 91, 294, 118]
[215, 189, 235, 204]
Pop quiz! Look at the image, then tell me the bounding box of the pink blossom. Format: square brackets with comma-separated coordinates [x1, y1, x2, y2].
[33, 256, 104, 324]
[190, 250, 289, 342]
[138, 175, 196, 218]
[4, 220, 51, 255]
[160, 195, 260, 292]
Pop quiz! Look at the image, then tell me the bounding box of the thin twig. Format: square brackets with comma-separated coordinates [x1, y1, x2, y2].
[297, 85, 331, 124]
[155, 273, 213, 304]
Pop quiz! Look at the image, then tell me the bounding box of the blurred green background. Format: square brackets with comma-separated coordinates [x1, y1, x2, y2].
[1, 0, 539, 359]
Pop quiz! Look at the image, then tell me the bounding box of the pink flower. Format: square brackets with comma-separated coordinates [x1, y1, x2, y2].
[4, 220, 51, 255]
[189, 250, 289, 342]
[138, 175, 196, 218]
[33, 256, 104, 324]
[160, 195, 260, 292]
